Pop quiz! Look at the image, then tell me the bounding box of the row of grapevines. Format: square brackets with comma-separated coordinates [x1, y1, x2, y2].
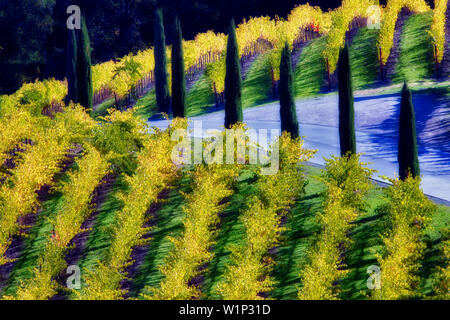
[73, 119, 187, 300]
[3, 4, 327, 106]
[429, 0, 448, 63]
[215, 133, 315, 299]
[206, 4, 332, 93]
[0, 79, 67, 116]
[298, 154, 374, 300]
[0, 105, 95, 265]
[142, 164, 240, 300]
[324, 0, 377, 74]
[94, 30, 226, 101]
[0, 110, 36, 170]
[0, 124, 71, 265]
[183, 31, 227, 72]
[433, 239, 449, 299]
[4, 146, 110, 300]
[378, 0, 431, 65]
[372, 176, 436, 300]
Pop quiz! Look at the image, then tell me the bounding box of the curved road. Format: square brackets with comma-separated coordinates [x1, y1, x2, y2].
[148, 92, 450, 202]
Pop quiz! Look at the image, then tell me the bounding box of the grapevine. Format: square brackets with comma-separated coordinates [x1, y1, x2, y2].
[372, 176, 436, 300]
[298, 154, 374, 300]
[142, 164, 239, 300]
[4, 146, 110, 300]
[378, 0, 431, 65]
[216, 133, 315, 299]
[429, 0, 448, 63]
[73, 119, 187, 300]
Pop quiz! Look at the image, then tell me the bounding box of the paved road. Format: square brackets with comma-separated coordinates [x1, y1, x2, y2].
[148, 92, 450, 202]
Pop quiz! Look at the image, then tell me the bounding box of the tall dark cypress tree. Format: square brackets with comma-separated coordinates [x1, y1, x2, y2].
[66, 28, 78, 104]
[279, 42, 299, 139]
[171, 16, 186, 118]
[224, 19, 243, 128]
[398, 81, 420, 180]
[338, 43, 356, 157]
[76, 15, 93, 109]
[154, 9, 171, 114]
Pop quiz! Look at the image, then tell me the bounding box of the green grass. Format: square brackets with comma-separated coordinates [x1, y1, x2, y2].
[203, 167, 259, 299]
[91, 98, 115, 119]
[186, 74, 215, 117]
[270, 165, 325, 299]
[242, 52, 273, 109]
[0, 192, 63, 296]
[349, 27, 380, 89]
[294, 36, 327, 98]
[133, 88, 158, 122]
[392, 12, 434, 83]
[131, 173, 192, 298]
[61, 176, 129, 299]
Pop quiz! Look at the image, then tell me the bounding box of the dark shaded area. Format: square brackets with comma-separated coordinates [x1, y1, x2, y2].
[0, 0, 343, 95]
[0, 0, 437, 94]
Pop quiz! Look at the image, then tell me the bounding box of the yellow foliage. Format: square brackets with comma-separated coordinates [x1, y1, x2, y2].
[429, 0, 447, 63]
[142, 164, 239, 300]
[217, 133, 315, 300]
[378, 0, 431, 65]
[298, 154, 374, 300]
[7, 146, 109, 300]
[74, 119, 187, 300]
[372, 176, 436, 300]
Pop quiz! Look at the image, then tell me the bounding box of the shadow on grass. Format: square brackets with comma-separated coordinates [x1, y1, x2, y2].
[392, 12, 434, 84]
[339, 196, 387, 300]
[269, 166, 326, 300]
[1, 192, 64, 296]
[349, 27, 380, 90]
[130, 173, 192, 298]
[242, 52, 274, 109]
[202, 168, 259, 299]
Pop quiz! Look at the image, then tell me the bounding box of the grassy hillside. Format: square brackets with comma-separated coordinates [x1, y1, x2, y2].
[392, 12, 434, 83]
[96, 13, 442, 120]
[349, 27, 380, 89]
[242, 52, 273, 108]
[294, 36, 328, 98]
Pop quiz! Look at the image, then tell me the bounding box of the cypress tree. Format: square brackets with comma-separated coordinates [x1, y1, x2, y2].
[76, 15, 93, 109]
[171, 16, 186, 118]
[66, 28, 78, 104]
[154, 9, 171, 114]
[398, 81, 420, 180]
[338, 43, 356, 156]
[279, 42, 299, 139]
[224, 19, 243, 128]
